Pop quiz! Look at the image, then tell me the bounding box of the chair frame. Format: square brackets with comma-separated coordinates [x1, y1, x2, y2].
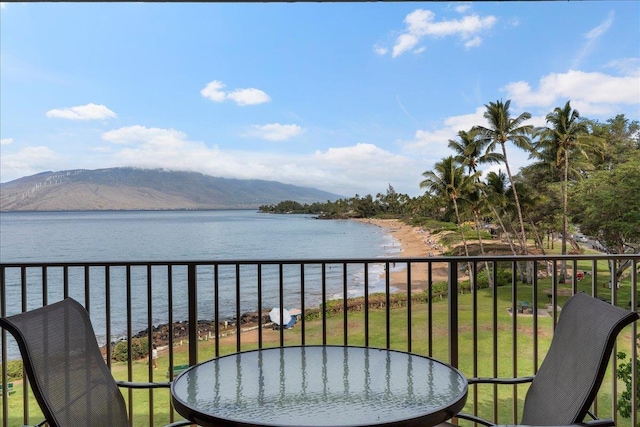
[1, 298, 192, 427]
[452, 292, 638, 427]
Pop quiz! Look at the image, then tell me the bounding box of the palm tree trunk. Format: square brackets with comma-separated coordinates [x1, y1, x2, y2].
[501, 141, 533, 283]
[529, 218, 546, 255]
[473, 210, 494, 287]
[452, 198, 473, 287]
[500, 142, 528, 255]
[490, 204, 518, 255]
[560, 152, 569, 282]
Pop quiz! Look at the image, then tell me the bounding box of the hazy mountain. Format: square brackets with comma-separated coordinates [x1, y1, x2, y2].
[0, 168, 342, 211]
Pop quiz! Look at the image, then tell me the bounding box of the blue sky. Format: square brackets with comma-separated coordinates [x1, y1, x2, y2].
[1, 2, 638, 197]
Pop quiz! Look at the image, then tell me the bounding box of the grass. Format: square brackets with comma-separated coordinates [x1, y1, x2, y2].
[2, 278, 637, 427]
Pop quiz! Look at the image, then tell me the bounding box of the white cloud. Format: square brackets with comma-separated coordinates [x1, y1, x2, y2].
[373, 45, 388, 56]
[585, 10, 614, 40]
[103, 125, 189, 150]
[0, 146, 57, 182]
[389, 9, 497, 58]
[45, 103, 116, 120]
[101, 126, 220, 172]
[0, 121, 425, 195]
[1, 138, 14, 145]
[455, 4, 471, 14]
[247, 123, 303, 141]
[403, 107, 486, 152]
[464, 36, 482, 49]
[401, 105, 548, 181]
[95, 124, 423, 196]
[311, 143, 423, 195]
[572, 11, 615, 69]
[604, 58, 640, 77]
[502, 69, 640, 117]
[392, 34, 420, 58]
[226, 88, 271, 106]
[200, 80, 227, 102]
[200, 80, 271, 106]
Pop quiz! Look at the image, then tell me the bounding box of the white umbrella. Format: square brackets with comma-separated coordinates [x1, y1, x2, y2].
[269, 307, 292, 326]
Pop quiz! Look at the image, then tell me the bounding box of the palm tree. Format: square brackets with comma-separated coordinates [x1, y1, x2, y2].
[449, 127, 511, 252]
[531, 101, 602, 260]
[420, 157, 479, 279]
[448, 129, 503, 174]
[484, 170, 519, 255]
[448, 131, 505, 286]
[474, 100, 533, 255]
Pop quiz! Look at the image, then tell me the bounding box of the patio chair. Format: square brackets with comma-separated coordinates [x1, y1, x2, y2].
[445, 292, 639, 427]
[0, 298, 194, 427]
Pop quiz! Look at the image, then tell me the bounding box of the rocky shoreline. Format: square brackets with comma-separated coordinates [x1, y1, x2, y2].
[125, 310, 272, 347]
[122, 290, 430, 350]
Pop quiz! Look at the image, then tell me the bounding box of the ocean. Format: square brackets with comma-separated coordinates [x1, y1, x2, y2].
[0, 210, 401, 355]
[0, 210, 398, 263]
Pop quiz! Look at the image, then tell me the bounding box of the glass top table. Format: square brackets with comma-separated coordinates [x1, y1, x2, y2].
[171, 345, 468, 427]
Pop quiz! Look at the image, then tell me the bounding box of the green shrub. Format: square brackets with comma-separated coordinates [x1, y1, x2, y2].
[475, 268, 513, 288]
[1, 360, 23, 381]
[617, 334, 639, 422]
[111, 337, 149, 362]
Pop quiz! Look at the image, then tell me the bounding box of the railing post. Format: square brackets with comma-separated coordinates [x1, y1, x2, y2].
[448, 260, 459, 367]
[188, 264, 198, 366]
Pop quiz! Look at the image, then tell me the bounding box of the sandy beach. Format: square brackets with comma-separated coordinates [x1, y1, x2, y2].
[354, 218, 450, 294]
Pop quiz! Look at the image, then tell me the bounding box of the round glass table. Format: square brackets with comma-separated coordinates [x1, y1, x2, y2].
[171, 345, 467, 427]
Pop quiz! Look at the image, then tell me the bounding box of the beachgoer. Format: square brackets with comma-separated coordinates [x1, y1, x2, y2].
[152, 343, 158, 370]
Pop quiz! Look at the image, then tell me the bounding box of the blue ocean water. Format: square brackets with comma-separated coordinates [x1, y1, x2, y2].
[0, 210, 401, 353]
[0, 210, 398, 263]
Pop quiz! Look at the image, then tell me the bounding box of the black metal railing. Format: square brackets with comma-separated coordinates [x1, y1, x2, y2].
[1, 254, 638, 427]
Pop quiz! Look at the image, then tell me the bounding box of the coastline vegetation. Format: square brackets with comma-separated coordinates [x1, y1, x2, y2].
[261, 105, 639, 284]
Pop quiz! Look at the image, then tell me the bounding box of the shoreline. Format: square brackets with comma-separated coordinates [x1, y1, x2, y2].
[186, 218, 449, 349]
[354, 218, 449, 293]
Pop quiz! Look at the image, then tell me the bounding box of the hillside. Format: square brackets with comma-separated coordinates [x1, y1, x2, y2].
[0, 168, 342, 211]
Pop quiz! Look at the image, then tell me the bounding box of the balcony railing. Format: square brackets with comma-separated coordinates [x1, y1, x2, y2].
[1, 254, 638, 427]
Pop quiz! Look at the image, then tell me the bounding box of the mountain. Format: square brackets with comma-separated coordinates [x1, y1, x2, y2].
[0, 168, 342, 211]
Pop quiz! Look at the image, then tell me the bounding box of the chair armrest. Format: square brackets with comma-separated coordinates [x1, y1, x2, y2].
[454, 412, 496, 426]
[445, 377, 537, 427]
[468, 376, 535, 385]
[494, 423, 614, 427]
[20, 421, 48, 427]
[578, 418, 615, 427]
[116, 382, 196, 426]
[163, 421, 195, 427]
[115, 380, 172, 389]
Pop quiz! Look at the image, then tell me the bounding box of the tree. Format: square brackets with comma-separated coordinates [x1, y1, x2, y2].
[474, 100, 533, 255]
[531, 101, 603, 279]
[532, 102, 599, 252]
[484, 170, 519, 255]
[617, 334, 640, 421]
[518, 163, 563, 250]
[448, 131, 504, 286]
[421, 157, 479, 276]
[590, 114, 640, 170]
[570, 150, 640, 281]
[448, 129, 503, 174]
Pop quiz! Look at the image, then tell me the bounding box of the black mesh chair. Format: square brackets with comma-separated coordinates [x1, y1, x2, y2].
[0, 298, 193, 427]
[445, 292, 639, 427]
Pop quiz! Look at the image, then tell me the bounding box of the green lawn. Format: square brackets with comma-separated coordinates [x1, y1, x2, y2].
[2, 279, 637, 427]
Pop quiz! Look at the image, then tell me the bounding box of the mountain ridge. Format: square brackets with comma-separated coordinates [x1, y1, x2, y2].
[0, 168, 342, 211]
